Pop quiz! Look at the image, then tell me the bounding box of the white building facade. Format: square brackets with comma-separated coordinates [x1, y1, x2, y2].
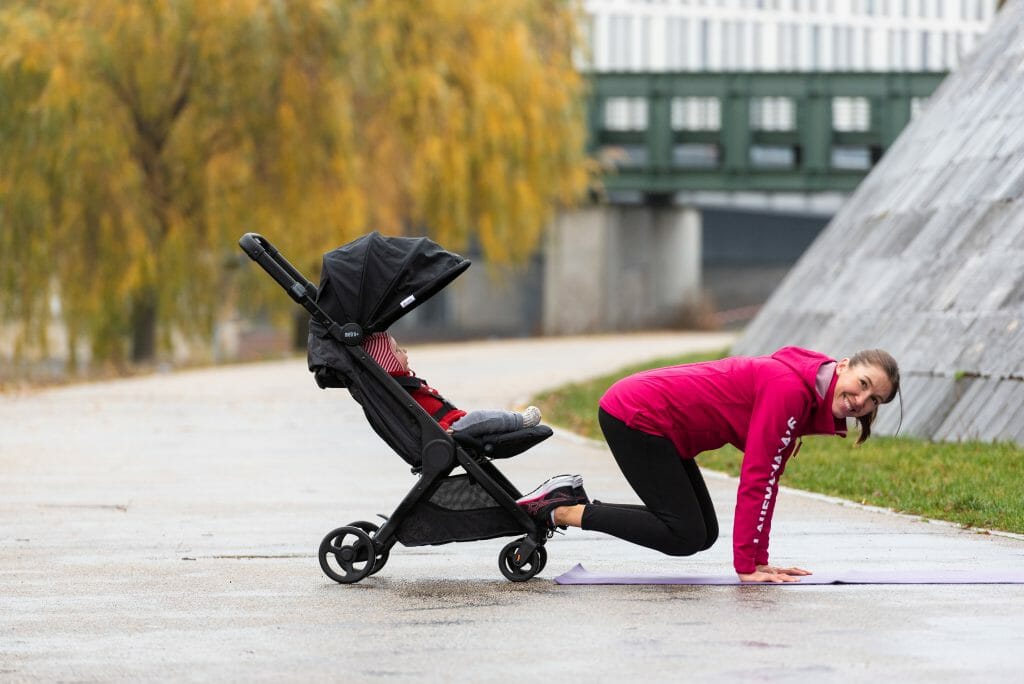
[584, 0, 999, 72]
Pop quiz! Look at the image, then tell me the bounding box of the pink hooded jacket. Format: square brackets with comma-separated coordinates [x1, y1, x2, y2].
[598, 346, 847, 575]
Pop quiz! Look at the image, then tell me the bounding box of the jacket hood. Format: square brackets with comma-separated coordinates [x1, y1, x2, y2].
[770, 346, 845, 437]
[770, 346, 835, 397]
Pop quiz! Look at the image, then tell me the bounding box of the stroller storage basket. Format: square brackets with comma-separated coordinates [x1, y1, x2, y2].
[396, 474, 522, 546]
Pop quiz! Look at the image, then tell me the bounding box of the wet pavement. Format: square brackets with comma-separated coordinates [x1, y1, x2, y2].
[2, 331, 1023, 682]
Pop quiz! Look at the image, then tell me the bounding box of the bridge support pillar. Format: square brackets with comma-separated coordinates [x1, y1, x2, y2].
[543, 204, 702, 335]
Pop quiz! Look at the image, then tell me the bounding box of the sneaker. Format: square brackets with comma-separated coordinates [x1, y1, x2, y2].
[517, 474, 575, 502]
[572, 475, 590, 505]
[518, 474, 590, 505]
[521, 405, 542, 428]
[516, 474, 589, 528]
[517, 485, 578, 528]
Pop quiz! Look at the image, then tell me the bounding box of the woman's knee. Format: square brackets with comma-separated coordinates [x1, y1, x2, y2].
[656, 514, 718, 556]
[658, 530, 709, 557]
[700, 525, 719, 552]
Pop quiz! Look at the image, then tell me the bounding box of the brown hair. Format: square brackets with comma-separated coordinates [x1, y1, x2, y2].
[849, 349, 901, 445]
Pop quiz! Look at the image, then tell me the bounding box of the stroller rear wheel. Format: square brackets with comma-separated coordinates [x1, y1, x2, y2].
[318, 526, 376, 583]
[498, 539, 547, 582]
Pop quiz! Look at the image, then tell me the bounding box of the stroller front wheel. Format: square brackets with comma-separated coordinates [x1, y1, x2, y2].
[498, 539, 547, 582]
[348, 520, 390, 575]
[318, 526, 376, 584]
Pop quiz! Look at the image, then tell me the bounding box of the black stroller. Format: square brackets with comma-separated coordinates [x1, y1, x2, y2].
[239, 232, 555, 583]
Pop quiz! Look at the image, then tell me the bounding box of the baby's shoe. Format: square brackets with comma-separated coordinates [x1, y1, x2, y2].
[521, 405, 542, 428]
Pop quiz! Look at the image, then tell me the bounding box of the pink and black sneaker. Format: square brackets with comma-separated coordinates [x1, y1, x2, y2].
[516, 474, 589, 528]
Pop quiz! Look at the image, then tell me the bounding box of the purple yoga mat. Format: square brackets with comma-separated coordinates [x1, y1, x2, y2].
[553, 564, 1024, 585]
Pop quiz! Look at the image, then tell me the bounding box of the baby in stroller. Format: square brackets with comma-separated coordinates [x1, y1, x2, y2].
[363, 330, 590, 527]
[362, 331, 542, 435]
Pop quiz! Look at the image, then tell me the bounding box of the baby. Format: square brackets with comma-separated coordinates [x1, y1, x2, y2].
[362, 332, 541, 437]
[363, 331, 589, 529]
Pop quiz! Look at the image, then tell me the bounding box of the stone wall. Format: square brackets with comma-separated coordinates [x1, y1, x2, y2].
[733, 2, 1024, 443]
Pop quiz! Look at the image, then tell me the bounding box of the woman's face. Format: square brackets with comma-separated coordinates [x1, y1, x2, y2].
[831, 359, 894, 419]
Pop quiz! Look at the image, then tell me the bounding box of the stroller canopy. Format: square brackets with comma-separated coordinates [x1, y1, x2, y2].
[315, 231, 471, 332]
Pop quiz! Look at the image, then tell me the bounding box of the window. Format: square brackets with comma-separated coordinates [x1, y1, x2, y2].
[750, 146, 796, 168]
[609, 15, 634, 69]
[674, 145, 719, 168]
[737, 22, 748, 70]
[833, 26, 844, 69]
[699, 19, 710, 69]
[672, 97, 722, 130]
[832, 147, 872, 170]
[750, 97, 796, 131]
[811, 25, 822, 69]
[666, 18, 688, 69]
[781, 25, 792, 69]
[833, 97, 871, 132]
[752, 24, 763, 70]
[641, 16, 652, 70]
[722, 21, 733, 69]
[604, 97, 648, 131]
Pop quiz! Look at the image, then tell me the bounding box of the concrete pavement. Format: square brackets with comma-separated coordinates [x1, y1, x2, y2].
[2, 331, 1023, 682]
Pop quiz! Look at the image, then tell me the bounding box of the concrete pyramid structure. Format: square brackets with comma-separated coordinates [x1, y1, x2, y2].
[733, 2, 1024, 443]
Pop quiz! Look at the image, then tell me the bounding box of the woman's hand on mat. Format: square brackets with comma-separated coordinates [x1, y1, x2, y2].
[757, 564, 812, 577]
[738, 565, 812, 583]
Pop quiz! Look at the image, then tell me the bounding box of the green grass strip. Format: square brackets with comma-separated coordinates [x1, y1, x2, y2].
[532, 348, 1024, 535]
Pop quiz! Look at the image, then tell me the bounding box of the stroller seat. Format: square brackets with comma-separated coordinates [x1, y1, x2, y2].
[241, 231, 557, 584]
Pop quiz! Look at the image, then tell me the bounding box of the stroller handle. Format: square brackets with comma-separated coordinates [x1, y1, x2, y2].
[238, 232, 319, 309]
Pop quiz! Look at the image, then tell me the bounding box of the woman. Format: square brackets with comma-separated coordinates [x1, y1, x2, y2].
[516, 346, 900, 583]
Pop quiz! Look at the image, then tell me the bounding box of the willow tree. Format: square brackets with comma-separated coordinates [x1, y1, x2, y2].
[0, 0, 589, 367]
[345, 0, 590, 264]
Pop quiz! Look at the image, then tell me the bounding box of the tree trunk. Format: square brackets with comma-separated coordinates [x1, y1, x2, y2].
[130, 287, 158, 363]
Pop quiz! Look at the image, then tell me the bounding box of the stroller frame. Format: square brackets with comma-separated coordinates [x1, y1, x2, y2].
[240, 233, 553, 583]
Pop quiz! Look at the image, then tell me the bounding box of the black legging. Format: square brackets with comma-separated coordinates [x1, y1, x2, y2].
[581, 408, 719, 556]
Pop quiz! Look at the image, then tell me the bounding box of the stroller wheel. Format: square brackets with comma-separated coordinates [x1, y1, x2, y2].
[318, 526, 376, 584]
[498, 539, 547, 582]
[349, 520, 390, 576]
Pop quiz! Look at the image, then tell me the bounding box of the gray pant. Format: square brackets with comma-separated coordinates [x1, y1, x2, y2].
[450, 409, 523, 436]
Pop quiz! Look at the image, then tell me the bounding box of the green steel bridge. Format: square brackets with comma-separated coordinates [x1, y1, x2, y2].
[587, 71, 947, 197]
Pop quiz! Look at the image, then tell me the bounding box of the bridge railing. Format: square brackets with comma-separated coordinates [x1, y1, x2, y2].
[587, 71, 947, 195]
